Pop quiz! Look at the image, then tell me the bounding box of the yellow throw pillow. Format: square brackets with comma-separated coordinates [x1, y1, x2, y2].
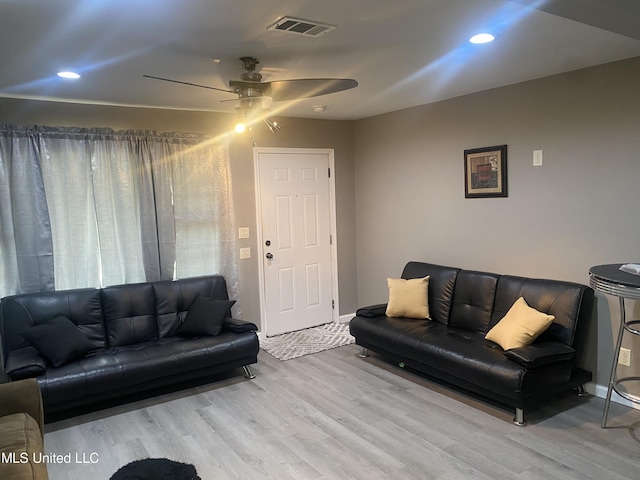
[485, 297, 554, 350]
[386, 276, 430, 319]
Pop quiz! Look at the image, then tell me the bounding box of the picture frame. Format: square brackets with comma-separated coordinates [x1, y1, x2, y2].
[464, 144, 507, 198]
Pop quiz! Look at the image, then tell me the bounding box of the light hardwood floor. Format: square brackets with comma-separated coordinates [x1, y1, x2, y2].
[45, 345, 640, 480]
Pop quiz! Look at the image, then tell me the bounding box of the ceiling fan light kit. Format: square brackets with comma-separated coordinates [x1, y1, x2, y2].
[264, 118, 282, 133]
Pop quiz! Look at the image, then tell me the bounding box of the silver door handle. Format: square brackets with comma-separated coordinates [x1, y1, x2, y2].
[266, 253, 273, 260]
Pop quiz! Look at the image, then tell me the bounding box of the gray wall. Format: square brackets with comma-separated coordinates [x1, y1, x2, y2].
[3, 56, 640, 395]
[353, 56, 640, 392]
[0, 98, 358, 328]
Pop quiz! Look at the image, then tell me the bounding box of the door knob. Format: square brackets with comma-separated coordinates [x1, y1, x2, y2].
[266, 252, 273, 260]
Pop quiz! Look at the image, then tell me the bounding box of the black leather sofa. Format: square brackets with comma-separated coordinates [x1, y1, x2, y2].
[0, 275, 259, 417]
[350, 262, 593, 425]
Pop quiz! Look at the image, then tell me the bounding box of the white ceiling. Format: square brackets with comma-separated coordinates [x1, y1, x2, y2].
[1, 0, 639, 120]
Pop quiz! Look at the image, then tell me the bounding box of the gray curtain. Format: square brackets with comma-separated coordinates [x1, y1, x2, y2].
[135, 138, 176, 282]
[0, 126, 55, 294]
[0, 124, 238, 300]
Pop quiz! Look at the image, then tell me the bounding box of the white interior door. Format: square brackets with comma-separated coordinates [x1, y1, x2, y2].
[256, 148, 335, 336]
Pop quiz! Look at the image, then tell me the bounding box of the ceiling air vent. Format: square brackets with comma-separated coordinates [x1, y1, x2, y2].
[267, 16, 336, 37]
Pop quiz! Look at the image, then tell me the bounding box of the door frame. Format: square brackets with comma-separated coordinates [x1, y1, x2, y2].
[253, 147, 340, 335]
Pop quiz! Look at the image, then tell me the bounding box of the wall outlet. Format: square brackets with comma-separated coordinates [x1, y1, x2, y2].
[533, 149, 543, 166]
[239, 247, 251, 260]
[618, 348, 631, 367]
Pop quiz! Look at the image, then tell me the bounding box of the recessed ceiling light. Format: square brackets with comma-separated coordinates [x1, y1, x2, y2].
[469, 33, 495, 44]
[57, 71, 81, 79]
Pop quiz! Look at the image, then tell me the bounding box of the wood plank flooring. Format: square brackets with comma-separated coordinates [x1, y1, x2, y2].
[44, 345, 640, 480]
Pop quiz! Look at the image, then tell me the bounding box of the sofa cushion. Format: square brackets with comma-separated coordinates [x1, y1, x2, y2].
[351, 316, 518, 390]
[449, 270, 499, 333]
[35, 332, 259, 411]
[485, 297, 554, 350]
[386, 277, 429, 319]
[350, 314, 573, 402]
[401, 262, 459, 325]
[102, 282, 158, 347]
[0, 413, 48, 480]
[153, 275, 230, 338]
[0, 288, 106, 354]
[21, 315, 95, 367]
[179, 295, 235, 336]
[490, 275, 587, 346]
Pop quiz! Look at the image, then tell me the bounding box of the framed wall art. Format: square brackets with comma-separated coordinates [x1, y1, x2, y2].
[464, 144, 507, 198]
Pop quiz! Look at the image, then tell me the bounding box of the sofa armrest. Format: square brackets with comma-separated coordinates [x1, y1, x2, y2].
[4, 347, 47, 380]
[0, 378, 45, 435]
[504, 342, 575, 369]
[355, 303, 388, 318]
[222, 317, 258, 333]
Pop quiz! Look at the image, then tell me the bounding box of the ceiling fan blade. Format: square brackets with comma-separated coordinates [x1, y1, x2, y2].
[143, 74, 233, 94]
[265, 78, 358, 102]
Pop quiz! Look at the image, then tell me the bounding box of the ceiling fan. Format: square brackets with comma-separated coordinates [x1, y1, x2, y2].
[144, 56, 358, 131]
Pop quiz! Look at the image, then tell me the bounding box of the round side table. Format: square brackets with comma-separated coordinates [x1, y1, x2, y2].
[589, 264, 640, 428]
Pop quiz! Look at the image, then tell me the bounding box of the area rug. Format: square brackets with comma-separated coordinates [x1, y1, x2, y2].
[260, 322, 355, 361]
[110, 458, 200, 480]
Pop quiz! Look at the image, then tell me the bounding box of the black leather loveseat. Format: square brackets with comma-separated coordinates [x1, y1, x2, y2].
[1, 275, 259, 417]
[350, 261, 593, 425]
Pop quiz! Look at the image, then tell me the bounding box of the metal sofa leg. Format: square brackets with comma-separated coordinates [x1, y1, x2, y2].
[576, 385, 590, 397]
[242, 365, 256, 379]
[358, 347, 369, 358]
[513, 408, 526, 426]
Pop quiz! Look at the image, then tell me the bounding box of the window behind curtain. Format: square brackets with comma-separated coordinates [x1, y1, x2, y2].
[0, 125, 238, 302]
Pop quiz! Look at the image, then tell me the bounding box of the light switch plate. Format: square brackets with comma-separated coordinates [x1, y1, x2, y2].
[238, 227, 250, 239]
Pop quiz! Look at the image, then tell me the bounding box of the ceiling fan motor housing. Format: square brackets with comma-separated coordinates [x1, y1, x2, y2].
[234, 57, 264, 94]
[229, 80, 269, 99]
[241, 71, 263, 82]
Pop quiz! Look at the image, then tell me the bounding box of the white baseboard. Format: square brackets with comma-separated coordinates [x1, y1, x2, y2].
[339, 313, 355, 323]
[586, 382, 640, 411]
